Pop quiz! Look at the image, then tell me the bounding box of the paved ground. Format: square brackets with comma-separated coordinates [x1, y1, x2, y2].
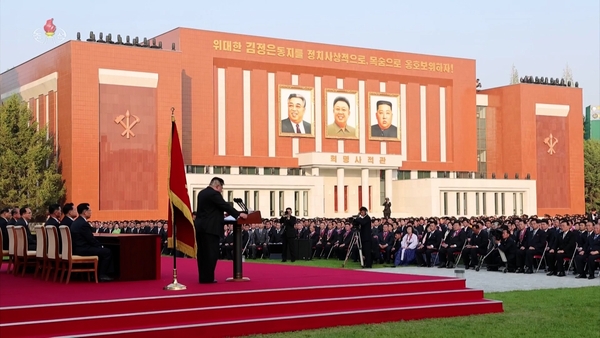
[363, 266, 599, 293]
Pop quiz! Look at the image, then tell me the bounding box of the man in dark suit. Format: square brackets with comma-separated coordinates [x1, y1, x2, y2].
[280, 207, 297, 262]
[514, 221, 530, 273]
[7, 207, 20, 225]
[195, 177, 247, 284]
[464, 223, 489, 269]
[588, 208, 598, 223]
[523, 219, 547, 273]
[70, 203, 113, 282]
[415, 222, 441, 267]
[382, 198, 391, 218]
[574, 223, 600, 280]
[438, 222, 467, 268]
[45, 204, 62, 251]
[370, 100, 398, 138]
[15, 207, 36, 250]
[353, 206, 372, 268]
[0, 208, 9, 250]
[280, 93, 312, 134]
[546, 220, 576, 277]
[60, 203, 77, 228]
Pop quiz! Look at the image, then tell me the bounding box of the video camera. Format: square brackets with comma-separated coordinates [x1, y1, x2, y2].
[490, 228, 503, 241]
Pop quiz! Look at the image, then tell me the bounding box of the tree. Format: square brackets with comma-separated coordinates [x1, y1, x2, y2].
[0, 94, 65, 220]
[510, 64, 519, 84]
[584, 139, 600, 211]
[563, 63, 573, 84]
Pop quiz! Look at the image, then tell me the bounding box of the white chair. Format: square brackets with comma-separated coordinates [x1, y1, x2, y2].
[58, 226, 98, 284]
[45, 226, 61, 282]
[14, 226, 36, 276]
[33, 225, 48, 279]
[5, 225, 15, 274]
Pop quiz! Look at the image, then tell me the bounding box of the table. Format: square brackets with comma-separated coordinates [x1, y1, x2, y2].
[94, 234, 161, 281]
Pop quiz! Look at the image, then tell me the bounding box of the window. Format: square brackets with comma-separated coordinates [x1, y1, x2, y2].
[264, 167, 280, 175]
[214, 166, 231, 175]
[344, 186, 348, 212]
[227, 191, 233, 202]
[334, 186, 338, 213]
[244, 191, 250, 206]
[456, 193, 461, 215]
[303, 191, 308, 216]
[417, 171, 431, 179]
[494, 193, 498, 215]
[240, 167, 258, 175]
[437, 171, 450, 178]
[443, 192, 448, 216]
[463, 193, 468, 215]
[358, 186, 363, 209]
[278, 191, 284, 215]
[253, 191, 259, 212]
[287, 168, 302, 176]
[185, 165, 206, 174]
[476, 106, 487, 178]
[501, 193, 505, 215]
[519, 193, 524, 215]
[397, 170, 411, 180]
[294, 191, 300, 216]
[513, 193, 517, 215]
[476, 192, 480, 215]
[269, 191, 275, 216]
[482, 192, 487, 215]
[456, 172, 471, 179]
[380, 170, 386, 204]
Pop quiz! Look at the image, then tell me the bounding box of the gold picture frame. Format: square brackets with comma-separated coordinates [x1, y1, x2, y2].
[324, 89, 360, 139]
[278, 85, 315, 138]
[368, 92, 401, 141]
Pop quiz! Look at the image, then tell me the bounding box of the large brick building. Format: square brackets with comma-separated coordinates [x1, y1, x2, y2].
[0, 28, 584, 220]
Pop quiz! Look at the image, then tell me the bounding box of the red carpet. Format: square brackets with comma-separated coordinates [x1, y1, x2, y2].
[0, 258, 502, 337]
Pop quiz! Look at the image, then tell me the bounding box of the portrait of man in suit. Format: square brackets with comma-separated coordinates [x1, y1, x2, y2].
[279, 85, 314, 137]
[325, 90, 359, 139]
[369, 94, 401, 140]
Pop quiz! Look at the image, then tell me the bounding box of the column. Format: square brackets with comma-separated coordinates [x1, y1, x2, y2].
[337, 168, 344, 215]
[384, 169, 393, 200]
[361, 169, 369, 208]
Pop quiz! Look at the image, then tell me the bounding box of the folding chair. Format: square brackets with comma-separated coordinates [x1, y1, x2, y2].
[533, 243, 548, 273]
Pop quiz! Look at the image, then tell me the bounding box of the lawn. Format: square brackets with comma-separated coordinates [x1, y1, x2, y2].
[243, 258, 599, 338]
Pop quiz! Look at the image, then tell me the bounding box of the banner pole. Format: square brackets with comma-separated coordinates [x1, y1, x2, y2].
[165, 108, 186, 291]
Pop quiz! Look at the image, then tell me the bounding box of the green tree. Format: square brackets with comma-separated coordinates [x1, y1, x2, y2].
[0, 94, 65, 220]
[584, 139, 600, 211]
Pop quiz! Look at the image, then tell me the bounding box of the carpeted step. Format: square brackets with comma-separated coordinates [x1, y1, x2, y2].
[0, 289, 489, 338]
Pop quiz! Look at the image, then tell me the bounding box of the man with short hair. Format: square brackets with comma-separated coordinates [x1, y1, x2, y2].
[60, 203, 77, 228]
[370, 100, 398, 138]
[0, 208, 10, 250]
[70, 203, 113, 282]
[15, 207, 36, 250]
[7, 207, 20, 225]
[195, 177, 247, 284]
[326, 96, 356, 137]
[281, 93, 312, 134]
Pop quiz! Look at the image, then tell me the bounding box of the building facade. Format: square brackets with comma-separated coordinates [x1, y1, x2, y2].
[584, 105, 600, 140]
[0, 28, 585, 220]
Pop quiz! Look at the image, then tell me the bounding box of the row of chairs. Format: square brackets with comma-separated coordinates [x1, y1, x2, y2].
[1, 225, 99, 283]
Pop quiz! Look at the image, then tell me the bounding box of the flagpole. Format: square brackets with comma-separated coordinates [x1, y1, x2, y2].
[165, 107, 186, 291]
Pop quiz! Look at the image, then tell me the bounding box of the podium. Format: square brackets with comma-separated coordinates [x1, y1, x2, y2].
[226, 198, 262, 282]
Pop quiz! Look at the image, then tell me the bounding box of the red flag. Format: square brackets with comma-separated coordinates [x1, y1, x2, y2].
[167, 117, 196, 258]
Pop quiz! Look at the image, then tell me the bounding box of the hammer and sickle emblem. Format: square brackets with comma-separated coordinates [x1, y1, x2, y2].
[544, 133, 558, 155]
[114, 110, 140, 139]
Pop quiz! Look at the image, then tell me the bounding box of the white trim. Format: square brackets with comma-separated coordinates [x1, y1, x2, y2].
[420, 85, 427, 162]
[358, 80, 366, 154]
[243, 70, 251, 157]
[440, 87, 447, 162]
[379, 82, 386, 92]
[45, 94, 49, 140]
[98, 69, 158, 88]
[35, 98, 40, 131]
[476, 94, 488, 107]
[293, 138, 300, 155]
[535, 103, 570, 117]
[217, 68, 226, 156]
[0, 72, 58, 100]
[51, 300, 499, 337]
[268, 73, 276, 157]
[380, 142, 387, 154]
[337, 79, 344, 153]
[315, 77, 322, 152]
[291, 75, 299, 86]
[336, 78, 344, 89]
[400, 84, 407, 160]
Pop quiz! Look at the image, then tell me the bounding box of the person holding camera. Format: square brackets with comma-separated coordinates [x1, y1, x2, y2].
[352, 206, 372, 268]
[382, 198, 391, 218]
[280, 207, 297, 262]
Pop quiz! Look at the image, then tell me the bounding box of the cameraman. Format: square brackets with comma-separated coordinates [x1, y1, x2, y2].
[352, 206, 372, 268]
[279, 207, 297, 262]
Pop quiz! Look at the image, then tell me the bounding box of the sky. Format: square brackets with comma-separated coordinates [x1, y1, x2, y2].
[1, 0, 598, 109]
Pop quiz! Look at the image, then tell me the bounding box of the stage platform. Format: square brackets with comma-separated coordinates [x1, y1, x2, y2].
[0, 258, 502, 337]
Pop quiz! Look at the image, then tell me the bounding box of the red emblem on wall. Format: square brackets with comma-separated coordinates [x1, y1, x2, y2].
[44, 19, 57, 37]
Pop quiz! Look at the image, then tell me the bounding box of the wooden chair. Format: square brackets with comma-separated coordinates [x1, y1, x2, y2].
[5, 225, 15, 273]
[33, 225, 48, 279]
[45, 226, 61, 282]
[0, 230, 8, 271]
[13, 226, 36, 276]
[58, 226, 98, 284]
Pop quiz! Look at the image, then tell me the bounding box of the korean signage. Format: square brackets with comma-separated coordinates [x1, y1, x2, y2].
[296, 152, 403, 169]
[213, 39, 454, 74]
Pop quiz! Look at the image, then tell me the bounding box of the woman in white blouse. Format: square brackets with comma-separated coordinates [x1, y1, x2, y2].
[395, 225, 419, 266]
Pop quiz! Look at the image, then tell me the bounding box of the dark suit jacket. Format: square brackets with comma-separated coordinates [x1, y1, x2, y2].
[499, 237, 517, 258]
[281, 118, 311, 134]
[584, 233, 600, 253]
[15, 218, 36, 250]
[7, 218, 16, 226]
[553, 230, 576, 256]
[280, 215, 297, 238]
[353, 215, 372, 243]
[45, 217, 62, 250]
[0, 217, 8, 250]
[527, 228, 547, 252]
[470, 231, 489, 250]
[195, 186, 240, 237]
[60, 217, 74, 228]
[587, 213, 598, 223]
[370, 124, 398, 138]
[447, 229, 467, 248]
[71, 216, 103, 255]
[424, 230, 442, 248]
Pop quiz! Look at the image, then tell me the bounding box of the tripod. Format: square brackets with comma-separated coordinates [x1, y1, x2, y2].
[342, 230, 364, 268]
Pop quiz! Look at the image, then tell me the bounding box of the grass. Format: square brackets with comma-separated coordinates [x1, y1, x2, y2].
[245, 287, 600, 338]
